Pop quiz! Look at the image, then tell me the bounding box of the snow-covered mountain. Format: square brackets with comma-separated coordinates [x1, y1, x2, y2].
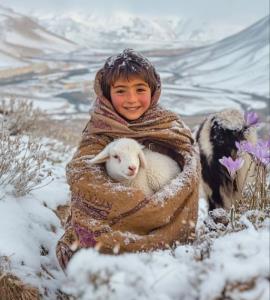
[0, 5, 76, 68]
[165, 15, 269, 96]
[35, 12, 244, 48]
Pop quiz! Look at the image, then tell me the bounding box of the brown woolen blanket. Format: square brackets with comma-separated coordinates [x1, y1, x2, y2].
[56, 70, 200, 269]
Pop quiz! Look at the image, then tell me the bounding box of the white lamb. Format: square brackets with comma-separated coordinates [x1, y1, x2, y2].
[88, 138, 181, 197]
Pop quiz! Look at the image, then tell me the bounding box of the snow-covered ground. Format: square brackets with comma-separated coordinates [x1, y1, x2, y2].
[164, 16, 270, 97]
[64, 223, 270, 300]
[0, 137, 72, 298]
[0, 135, 269, 299]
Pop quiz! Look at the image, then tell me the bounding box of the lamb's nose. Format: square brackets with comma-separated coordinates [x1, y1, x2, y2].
[128, 165, 137, 172]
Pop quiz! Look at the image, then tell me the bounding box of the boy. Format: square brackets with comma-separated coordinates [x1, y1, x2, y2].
[56, 49, 200, 270]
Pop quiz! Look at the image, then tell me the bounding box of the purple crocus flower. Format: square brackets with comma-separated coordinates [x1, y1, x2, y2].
[253, 139, 270, 166]
[257, 139, 270, 148]
[219, 156, 244, 177]
[236, 140, 255, 155]
[244, 111, 259, 127]
[236, 139, 270, 166]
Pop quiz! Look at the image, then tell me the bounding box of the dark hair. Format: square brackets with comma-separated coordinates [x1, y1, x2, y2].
[100, 49, 159, 100]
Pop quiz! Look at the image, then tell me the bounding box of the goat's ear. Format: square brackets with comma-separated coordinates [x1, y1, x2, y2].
[138, 149, 147, 169]
[88, 146, 110, 165]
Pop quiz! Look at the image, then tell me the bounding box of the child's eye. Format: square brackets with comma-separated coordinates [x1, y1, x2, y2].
[137, 88, 146, 93]
[116, 90, 125, 94]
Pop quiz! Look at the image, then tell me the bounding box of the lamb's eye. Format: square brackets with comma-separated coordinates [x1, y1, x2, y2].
[113, 155, 119, 159]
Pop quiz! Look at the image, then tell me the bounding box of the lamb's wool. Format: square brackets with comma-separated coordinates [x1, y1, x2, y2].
[129, 147, 181, 196]
[56, 63, 200, 270]
[90, 138, 181, 197]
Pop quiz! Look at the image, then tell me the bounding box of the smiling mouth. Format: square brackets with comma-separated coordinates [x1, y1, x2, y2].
[124, 107, 141, 111]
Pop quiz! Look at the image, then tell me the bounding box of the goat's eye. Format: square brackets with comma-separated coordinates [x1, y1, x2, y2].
[113, 155, 119, 159]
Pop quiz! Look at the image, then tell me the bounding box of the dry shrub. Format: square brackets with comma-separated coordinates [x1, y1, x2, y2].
[0, 96, 82, 146]
[194, 207, 270, 262]
[0, 97, 43, 136]
[34, 118, 86, 147]
[0, 127, 51, 198]
[215, 277, 267, 300]
[56, 289, 74, 300]
[0, 255, 12, 273]
[0, 272, 40, 300]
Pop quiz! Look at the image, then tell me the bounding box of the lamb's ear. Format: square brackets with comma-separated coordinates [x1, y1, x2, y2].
[138, 149, 147, 169]
[88, 146, 110, 165]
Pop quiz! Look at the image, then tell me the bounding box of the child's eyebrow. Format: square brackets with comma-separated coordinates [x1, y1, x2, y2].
[113, 83, 148, 88]
[133, 83, 148, 87]
[112, 85, 127, 88]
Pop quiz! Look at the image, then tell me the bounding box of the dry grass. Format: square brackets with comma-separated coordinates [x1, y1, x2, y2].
[0, 272, 40, 300]
[33, 117, 87, 147]
[0, 128, 51, 198]
[0, 98, 57, 198]
[0, 97, 44, 136]
[215, 277, 267, 300]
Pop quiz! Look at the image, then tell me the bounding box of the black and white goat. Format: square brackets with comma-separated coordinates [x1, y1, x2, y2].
[196, 109, 257, 210]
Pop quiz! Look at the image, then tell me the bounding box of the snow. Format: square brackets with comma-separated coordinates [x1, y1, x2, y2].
[1, 141, 269, 300]
[35, 12, 246, 49]
[0, 138, 73, 299]
[0, 5, 269, 300]
[63, 218, 269, 300]
[5, 29, 75, 55]
[168, 16, 270, 97]
[0, 50, 27, 69]
[0, 9, 268, 120]
[199, 224, 269, 300]
[0, 4, 76, 67]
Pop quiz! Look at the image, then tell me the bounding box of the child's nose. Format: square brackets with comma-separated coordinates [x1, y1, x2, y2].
[127, 90, 137, 102]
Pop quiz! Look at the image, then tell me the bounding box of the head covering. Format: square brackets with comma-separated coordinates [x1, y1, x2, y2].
[94, 48, 161, 107]
[89, 62, 193, 154]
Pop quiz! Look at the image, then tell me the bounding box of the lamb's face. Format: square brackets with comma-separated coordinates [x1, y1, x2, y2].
[106, 143, 141, 181]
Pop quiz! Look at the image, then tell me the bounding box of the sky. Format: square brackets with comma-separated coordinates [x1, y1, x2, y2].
[1, 0, 269, 26]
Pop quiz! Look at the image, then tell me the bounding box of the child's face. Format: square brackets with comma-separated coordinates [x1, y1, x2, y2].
[110, 77, 151, 120]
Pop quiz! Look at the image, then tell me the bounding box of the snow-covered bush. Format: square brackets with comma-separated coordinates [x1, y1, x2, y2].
[0, 98, 53, 198]
[0, 126, 51, 198]
[0, 97, 43, 136]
